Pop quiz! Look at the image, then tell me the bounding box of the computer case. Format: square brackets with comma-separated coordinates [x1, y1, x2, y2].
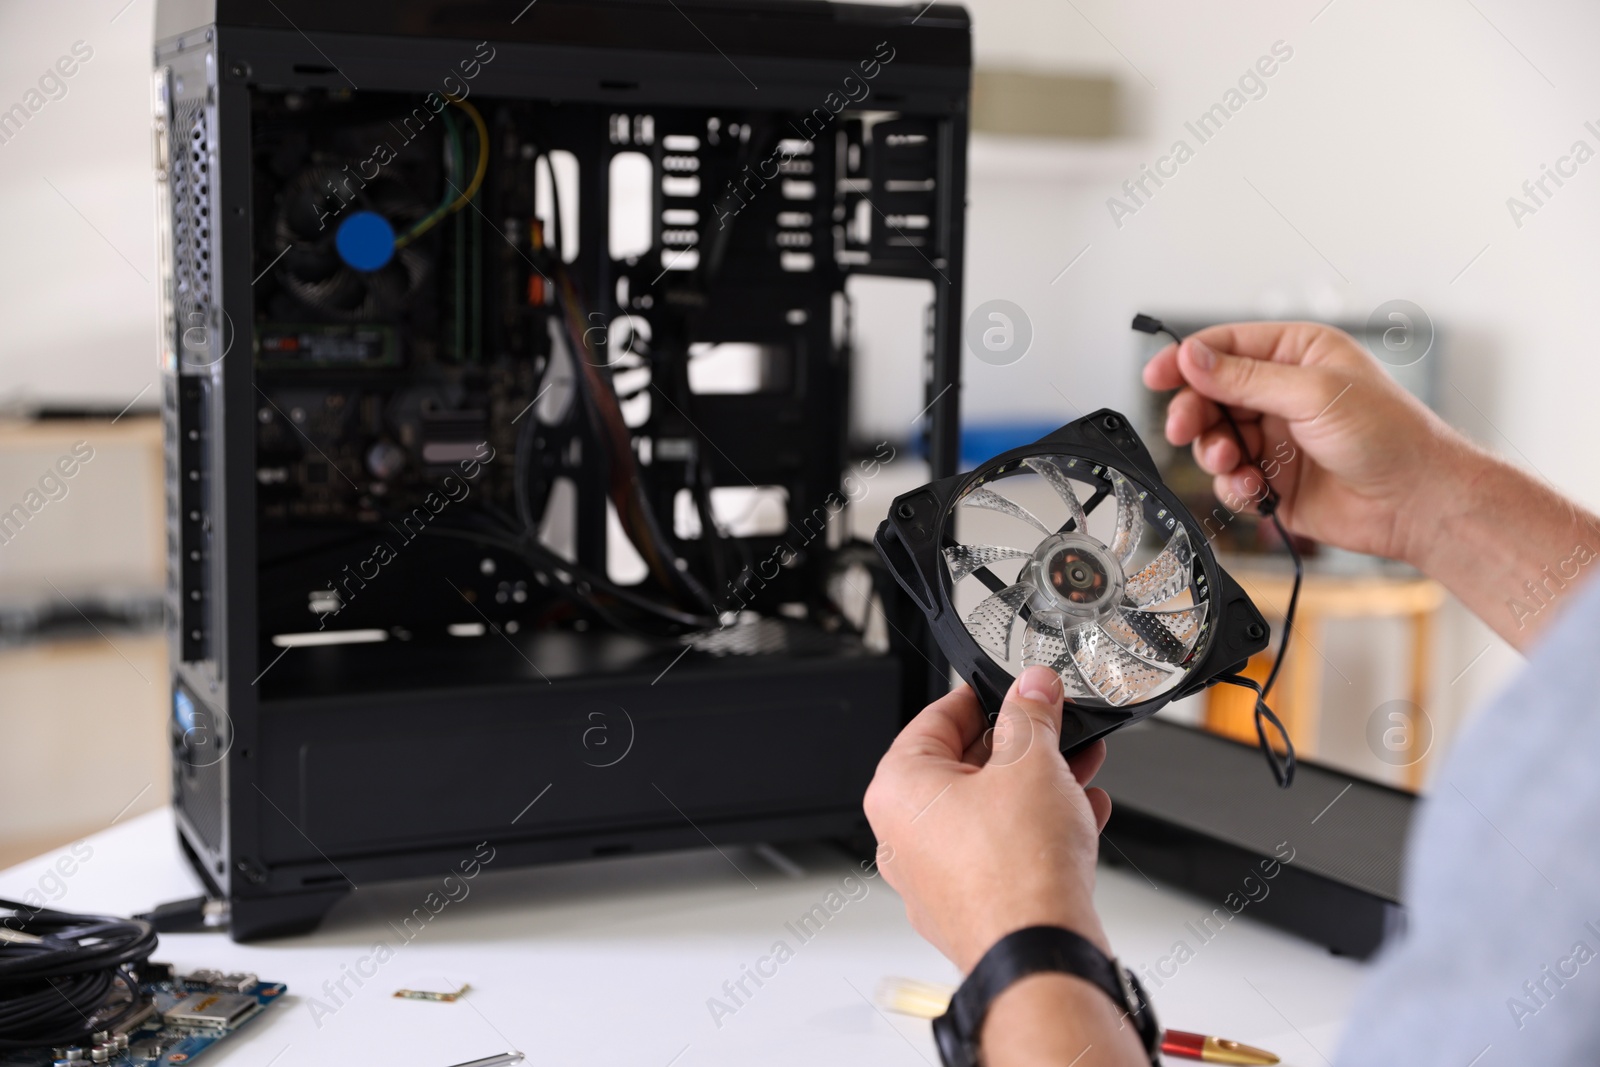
[154, 0, 969, 939]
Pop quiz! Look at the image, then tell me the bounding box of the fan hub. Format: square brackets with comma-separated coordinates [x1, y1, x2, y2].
[1030, 533, 1125, 620]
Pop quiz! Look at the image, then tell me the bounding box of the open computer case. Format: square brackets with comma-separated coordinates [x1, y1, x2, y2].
[155, 0, 969, 939]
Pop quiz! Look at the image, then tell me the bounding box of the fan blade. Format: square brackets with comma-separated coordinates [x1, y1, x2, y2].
[282, 244, 340, 283]
[1099, 603, 1208, 665]
[965, 581, 1035, 660]
[961, 487, 1053, 537]
[1125, 524, 1195, 608]
[945, 543, 1034, 583]
[1106, 467, 1143, 567]
[1066, 620, 1176, 706]
[1020, 613, 1095, 698]
[1023, 457, 1087, 533]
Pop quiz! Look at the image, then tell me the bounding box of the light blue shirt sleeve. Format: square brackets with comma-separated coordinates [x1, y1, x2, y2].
[1335, 574, 1600, 1065]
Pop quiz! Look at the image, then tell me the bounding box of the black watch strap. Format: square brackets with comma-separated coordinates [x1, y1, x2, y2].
[932, 925, 1161, 1067]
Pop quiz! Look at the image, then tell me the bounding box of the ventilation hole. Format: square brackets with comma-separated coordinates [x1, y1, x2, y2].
[607, 151, 653, 261]
[661, 175, 700, 198]
[673, 486, 791, 539]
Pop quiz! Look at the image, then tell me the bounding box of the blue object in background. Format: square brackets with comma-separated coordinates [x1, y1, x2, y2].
[903, 420, 1067, 470]
[335, 210, 396, 272]
[959, 420, 1065, 470]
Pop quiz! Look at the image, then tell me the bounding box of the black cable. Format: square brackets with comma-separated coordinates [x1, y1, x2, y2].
[513, 382, 553, 535]
[672, 339, 753, 603]
[1131, 314, 1300, 787]
[1218, 673, 1296, 788]
[539, 150, 564, 270]
[0, 900, 158, 1051]
[421, 523, 718, 637]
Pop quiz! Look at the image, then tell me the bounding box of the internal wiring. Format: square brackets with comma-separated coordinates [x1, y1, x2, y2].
[1131, 313, 1301, 787]
[415, 141, 731, 634]
[530, 143, 762, 623]
[423, 523, 718, 636]
[538, 152, 717, 616]
[552, 267, 713, 606]
[394, 97, 489, 250]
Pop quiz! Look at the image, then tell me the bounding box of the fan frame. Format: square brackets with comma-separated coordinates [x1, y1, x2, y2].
[875, 408, 1271, 752]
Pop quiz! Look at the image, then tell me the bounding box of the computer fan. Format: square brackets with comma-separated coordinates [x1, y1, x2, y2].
[269, 164, 431, 319]
[875, 408, 1271, 753]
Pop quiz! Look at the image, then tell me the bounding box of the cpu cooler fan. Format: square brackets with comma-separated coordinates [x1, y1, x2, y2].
[270, 164, 431, 319]
[875, 408, 1272, 754]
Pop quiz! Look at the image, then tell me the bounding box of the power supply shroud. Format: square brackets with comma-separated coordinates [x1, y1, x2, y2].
[155, 0, 970, 939]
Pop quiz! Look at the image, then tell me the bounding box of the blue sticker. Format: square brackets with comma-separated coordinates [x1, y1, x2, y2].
[335, 210, 396, 272]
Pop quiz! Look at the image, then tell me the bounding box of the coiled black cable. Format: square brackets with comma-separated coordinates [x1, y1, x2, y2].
[0, 899, 158, 1050]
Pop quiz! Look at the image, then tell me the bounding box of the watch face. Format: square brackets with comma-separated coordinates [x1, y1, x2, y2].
[930, 1009, 973, 1067]
[1117, 961, 1144, 1013]
[1116, 962, 1163, 1063]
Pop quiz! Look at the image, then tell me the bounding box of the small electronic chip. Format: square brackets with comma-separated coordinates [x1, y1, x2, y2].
[178, 972, 259, 998]
[179, 969, 259, 994]
[393, 984, 470, 1002]
[162, 993, 260, 1029]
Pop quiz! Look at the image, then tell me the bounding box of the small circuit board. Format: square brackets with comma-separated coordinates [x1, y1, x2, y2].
[394, 984, 469, 1002]
[1, 966, 286, 1067]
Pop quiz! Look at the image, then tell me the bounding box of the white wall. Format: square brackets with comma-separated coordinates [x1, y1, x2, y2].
[0, 2, 156, 413]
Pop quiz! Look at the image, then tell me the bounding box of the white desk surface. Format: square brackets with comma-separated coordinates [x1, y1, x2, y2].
[0, 810, 1365, 1067]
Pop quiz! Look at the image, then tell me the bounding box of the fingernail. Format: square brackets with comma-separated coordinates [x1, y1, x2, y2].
[1185, 338, 1216, 371]
[1018, 665, 1063, 704]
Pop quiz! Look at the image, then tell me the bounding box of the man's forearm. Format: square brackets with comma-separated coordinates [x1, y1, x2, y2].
[979, 974, 1148, 1067]
[1408, 437, 1600, 651]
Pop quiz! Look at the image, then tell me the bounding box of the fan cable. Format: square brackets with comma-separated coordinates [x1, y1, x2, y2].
[1131, 314, 1299, 787]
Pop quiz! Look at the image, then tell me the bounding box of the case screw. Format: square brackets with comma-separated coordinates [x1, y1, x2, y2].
[1245, 622, 1266, 640]
[895, 502, 916, 520]
[1101, 414, 1123, 432]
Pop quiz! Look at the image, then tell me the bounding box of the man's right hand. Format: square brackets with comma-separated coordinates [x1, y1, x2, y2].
[1142, 321, 1463, 567]
[1144, 320, 1600, 650]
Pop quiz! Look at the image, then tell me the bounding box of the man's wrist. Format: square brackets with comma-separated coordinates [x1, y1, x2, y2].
[1390, 425, 1600, 648]
[954, 911, 1110, 975]
[938, 925, 1157, 1067]
[980, 973, 1149, 1067]
[1396, 426, 1491, 575]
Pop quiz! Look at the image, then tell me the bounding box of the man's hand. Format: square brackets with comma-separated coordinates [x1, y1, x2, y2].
[864, 666, 1149, 1067]
[863, 665, 1111, 972]
[1143, 320, 1600, 649]
[1143, 321, 1456, 565]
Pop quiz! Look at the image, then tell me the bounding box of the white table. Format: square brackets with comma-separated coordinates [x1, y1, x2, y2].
[0, 810, 1366, 1066]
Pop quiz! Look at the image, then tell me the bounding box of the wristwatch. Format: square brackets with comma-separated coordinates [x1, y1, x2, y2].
[931, 925, 1161, 1067]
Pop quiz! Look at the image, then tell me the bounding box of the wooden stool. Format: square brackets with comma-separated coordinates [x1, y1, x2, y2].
[1203, 569, 1446, 789]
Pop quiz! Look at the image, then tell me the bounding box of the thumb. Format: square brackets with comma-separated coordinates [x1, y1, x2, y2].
[988, 665, 1064, 769]
[1179, 337, 1342, 424]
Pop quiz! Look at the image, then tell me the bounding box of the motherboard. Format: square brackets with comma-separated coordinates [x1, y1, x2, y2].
[1, 968, 286, 1067]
